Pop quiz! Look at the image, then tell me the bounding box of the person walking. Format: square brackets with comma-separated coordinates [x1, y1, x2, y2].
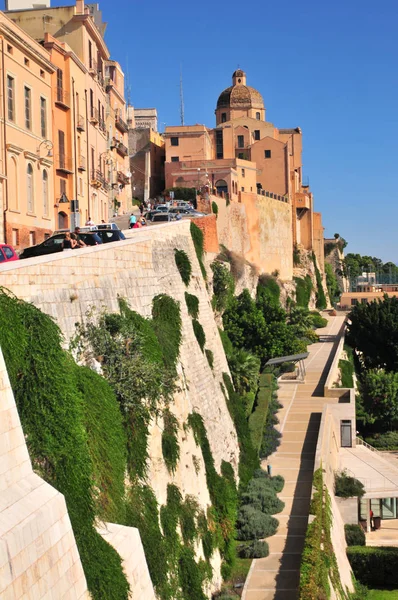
[85, 216, 94, 226]
[129, 213, 136, 228]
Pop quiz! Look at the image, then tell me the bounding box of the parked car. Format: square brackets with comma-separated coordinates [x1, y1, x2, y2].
[19, 232, 102, 259]
[0, 243, 19, 263]
[152, 204, 169, 212]
[97, 230, 126, 243]
[145, 212, 172, 224]
[168, 207, 206, 218]
[96, 223, 120, 231]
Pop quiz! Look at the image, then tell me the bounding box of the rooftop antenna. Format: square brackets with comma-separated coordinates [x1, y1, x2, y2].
[126, 56, 132, 107]
[180, 65, 185, 126]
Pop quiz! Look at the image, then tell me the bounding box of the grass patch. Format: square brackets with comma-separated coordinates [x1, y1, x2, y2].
[339, 359, 354, 388]
[248, 375, 272, 453]
[294, 275, 313, 308]
[368, 591, 398, 599]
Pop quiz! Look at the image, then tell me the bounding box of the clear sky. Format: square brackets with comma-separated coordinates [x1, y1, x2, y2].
[3, 0, 398, 261]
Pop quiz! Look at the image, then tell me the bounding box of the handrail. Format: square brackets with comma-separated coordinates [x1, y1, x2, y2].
[356, 437, 382, 454]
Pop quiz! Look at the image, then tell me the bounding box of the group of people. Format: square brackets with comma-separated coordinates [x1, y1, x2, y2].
[129, 214, 146, 229]
[63, 229, 85, 250]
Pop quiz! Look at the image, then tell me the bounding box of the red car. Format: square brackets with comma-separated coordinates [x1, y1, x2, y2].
[0, 243, 19, 263]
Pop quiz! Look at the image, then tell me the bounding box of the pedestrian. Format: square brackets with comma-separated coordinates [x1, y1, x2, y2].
[147, 201, 152, 211]
[85, 216, 94, 226]
[132, 221, 142, 229]
[175, 210, 182, 221]
[139, 202, 145, 215]
[71, 232, 85, 248]
[129, 213, 136, 229]
[62, 232, 77, 250]
[370, 509, 374, 530]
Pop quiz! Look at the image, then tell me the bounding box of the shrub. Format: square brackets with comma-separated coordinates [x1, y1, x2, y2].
[190, 222, 207, 279]
[248, 383, 271, 452]
[185, 292, 199, 319]
[302, 328, 319, 344]
[174, 249, 192, 286]
[347, 546, 398, 588]
[293, 243, 301, 266]
[211, 261, 235, 313]
[152, 294, 182, 372]
[237, 540, 269, 558]
[212, 200, 218, 216]
[162, 410, 180, 474]
[294, 275, 313, 308]
[339, 358, 354, 388]
[205, 349, 214, 370]
[192, 319, 206, 352]
[365, 431, 398, 450]
[219, 328, 233, 358]
[335, 470, 365, 498]
[241, 480, 285, 515]
[312, 253, 327, 310]
[252, 470, 285, 493]
[309, 311, 328, 329]
[257, 274, 281, 306]
[165, 186, 196, 203]
[345, 524, 365, 547]
[237, 505, 278, 540]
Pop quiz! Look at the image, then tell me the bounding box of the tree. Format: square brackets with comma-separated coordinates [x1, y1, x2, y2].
[228, 348, 260, 395]
[347, 296, 398, 372]
[359, 369, 398, 429]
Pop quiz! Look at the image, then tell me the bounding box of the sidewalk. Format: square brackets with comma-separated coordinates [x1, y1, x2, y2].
[243, 315, 346, 600]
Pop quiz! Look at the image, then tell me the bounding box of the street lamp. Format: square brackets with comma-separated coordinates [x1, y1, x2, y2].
[36, 139, 53, 158]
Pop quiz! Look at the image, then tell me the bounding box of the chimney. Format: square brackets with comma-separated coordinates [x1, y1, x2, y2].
[76, 0, 84, 14]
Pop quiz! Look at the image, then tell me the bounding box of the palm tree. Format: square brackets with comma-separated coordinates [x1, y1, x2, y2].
[228, 348, 261, 395]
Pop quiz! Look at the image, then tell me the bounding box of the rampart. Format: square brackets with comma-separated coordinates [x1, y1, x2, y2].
[0, 220, 240, 596]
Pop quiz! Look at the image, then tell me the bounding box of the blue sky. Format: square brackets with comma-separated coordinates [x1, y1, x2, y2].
[4, 0, 398, 260]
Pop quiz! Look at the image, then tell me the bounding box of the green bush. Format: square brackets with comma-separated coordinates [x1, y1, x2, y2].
[335, 471, 365, 498]
[365, 431, 398, 450]
[241, 488, 284, 515]
[190, 222, 207, 279]
[165, 186, 196, 203]
[205, 349, 214, 369]
[212, 200, 218, 216]
[237, 505, 278, 540]
[293, 244, 301, 266]
[211, 261, 235, 313]
[237, 540, 269, 558]
[175, 249, 192, 286]
[185, 292, 199, 319]
[248, 382, 271, 453]
[294, 275, 313, 308]
[178, 546, 207, 600]
[219, 327, 234, 358]
[312, 253, 327, 310]
[162, 410, 180, 474]
[257, 274, 281, 306]
[252, 470, 285, 493]
[309, 311, 328, 329]
[339, 358, 354, 388]
[192, 319, 206, 352]
[347, 546, 398, 588]
[152, 294, 182, 372]
[345, 524, 365, 547]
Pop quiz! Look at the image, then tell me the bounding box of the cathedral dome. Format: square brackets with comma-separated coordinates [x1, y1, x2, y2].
[216, 70, 264, 110]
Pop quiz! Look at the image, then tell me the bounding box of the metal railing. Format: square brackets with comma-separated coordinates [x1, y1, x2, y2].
[91, 169, 108, 190]
[99, 118, 107, 134]
[89, 58, 97, 74]
[89, 106, 99, 123]
[56, 154, 73, 173]
[55, 87, 70, 108]
[116, 141, 128, 157]
[115, 113, 128, 133]
[356, 437, 382, 454]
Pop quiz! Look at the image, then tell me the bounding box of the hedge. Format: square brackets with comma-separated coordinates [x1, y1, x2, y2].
[344, 524, 365, 547]
[347, 546, 398, 588]
[248, 373, 272, 452]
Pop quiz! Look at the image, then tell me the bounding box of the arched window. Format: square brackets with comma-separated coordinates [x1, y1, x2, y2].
[215, 179, 228, 195]
[27, 163, 34, 213]
[58, 211, 68, 229]
[42, 170, 48, 216]
[256, 112, 260, 120]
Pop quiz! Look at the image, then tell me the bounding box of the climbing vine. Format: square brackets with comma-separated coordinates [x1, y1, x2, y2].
[185, 292, 199, 319]
[174, 249, 192, 286]
[190, 221, 207, 279]
[162, 409, 180, 474]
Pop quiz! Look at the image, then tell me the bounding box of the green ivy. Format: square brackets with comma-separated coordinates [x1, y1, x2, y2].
[212, 200, 219, 217]
[162, 409, 180, 474]
[312, 253, 327, 310]
[211, 261, 235, 312]
[0, 289, 129, 600]
[175, 248, 192, 286]
[152, 294, 182, 373]
[185, 292, 199, 319]
[192, 319, 206, 352]
[190, 221, 207, 279]
[205, 349, 214, 370]
[294, 275, 313, 308]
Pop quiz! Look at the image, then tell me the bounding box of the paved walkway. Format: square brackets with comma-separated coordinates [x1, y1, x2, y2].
[243, 315, 346, 600]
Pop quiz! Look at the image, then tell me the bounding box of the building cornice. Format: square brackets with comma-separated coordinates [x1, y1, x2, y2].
[0, 23, 56, 73]
[6, 143, 23, 155]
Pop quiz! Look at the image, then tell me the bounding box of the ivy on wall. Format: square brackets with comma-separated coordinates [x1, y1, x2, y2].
[175, 249, 192, 286]
[190, 222, 207, 279]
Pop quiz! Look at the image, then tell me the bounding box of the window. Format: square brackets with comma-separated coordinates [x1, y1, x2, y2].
[24, 58, 30, 67]
[241, 168, 245, 178]
[238, 152, 244, 159]
[241, 187, 245, 192]
[89, 40, 93, 69]
[29, 231, 36, 246]
[57, 68, 63, 91]
[7, 76, 14, 122]
[264, 150, 271, 159]
[90, 89, 94, 118]
[221, 112, 227, 123]
[24, 86, 31, 129]
[40, 98, 47, 138]
[237, 135, 244, 148]
[42, 170, 48, 215]
[78, 177, 83, 196]
[27, 164, 34, 212]
[216, 129, 223, 159]
[254, 130, 260, 141]
[170, 137, 179, 146]
[256, 112, 260, 120]
[7, 45, 13, 54]
[58, 130, 65, 168]
[12, 229, 19, 246]
[40, 69, 45, 78]
[171, 156, 179, 162]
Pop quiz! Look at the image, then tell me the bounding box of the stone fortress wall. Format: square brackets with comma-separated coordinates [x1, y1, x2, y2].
[0, 220, 240, 597]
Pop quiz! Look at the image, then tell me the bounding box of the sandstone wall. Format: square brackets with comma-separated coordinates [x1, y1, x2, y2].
[211, 193, 293, 281]
[0, 220, 240, 596]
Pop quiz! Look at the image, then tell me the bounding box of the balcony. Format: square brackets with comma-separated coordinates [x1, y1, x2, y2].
[117, 171, 130, 186]
[295, 194, 310, 210]
[115, 113, 128, 133]
[56, 154, 73, 174]
[89, 106, 99, 124]
[78, 155, 86, 171]
[99, 118, 107, 135]
[105, 76, 114, 91]
[97, 71, 105, 88]
[89, 58, 97, 76]
[55, 87, 70, 109]
[116, 142, 129, 158]
[91, 169, 108, 190]
[77, 115, 85, 131]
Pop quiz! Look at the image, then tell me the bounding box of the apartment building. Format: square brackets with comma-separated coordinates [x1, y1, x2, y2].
[0, 12, 55, 248]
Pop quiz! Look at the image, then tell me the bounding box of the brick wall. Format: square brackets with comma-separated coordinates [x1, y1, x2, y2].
[6, 219, 53, 251]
